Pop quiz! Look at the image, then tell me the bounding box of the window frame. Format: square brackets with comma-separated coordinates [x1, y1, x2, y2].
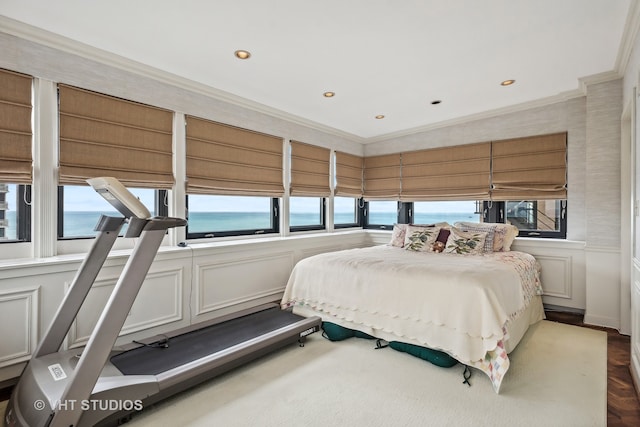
[333, 197, 363, 229]
[363, 201, 406, 230]
[57, 186, 168, 240]
[0, 184, 32, 243]
[289, 197, 326, 232]
[185, 196, 280, 239]
[483, 200, 567, 239]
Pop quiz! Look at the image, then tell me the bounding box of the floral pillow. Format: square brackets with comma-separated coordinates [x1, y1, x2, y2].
[444, 227, 487, 255]
[389, 224, 408, 247]
[454, 222, 496, 252]
[404, 225, 441, 252]
[454, 221, 518, 252]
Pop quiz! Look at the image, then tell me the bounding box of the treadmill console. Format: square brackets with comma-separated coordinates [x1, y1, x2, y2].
[87, 177, 152, 219]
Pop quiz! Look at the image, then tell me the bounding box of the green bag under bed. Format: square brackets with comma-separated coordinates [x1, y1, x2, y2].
[321, 322, 457, 368]
[388, 341, 458, 368]
[322, 321, 376, 341]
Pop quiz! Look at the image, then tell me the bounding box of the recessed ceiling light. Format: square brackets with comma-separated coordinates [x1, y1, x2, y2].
[323, 91, 335, 98]
[375, 115, 385, 119]
[431, 100, 442, 105]
[500, 79, 516, 86]
[234, 50, 251, 60]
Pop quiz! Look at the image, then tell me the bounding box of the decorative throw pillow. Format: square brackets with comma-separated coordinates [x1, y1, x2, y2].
[436, 228, 451, 244]
[444, 227, 487, 255]
[404, 225, 441, 252]
[489, 224, 519, 251]
[389, 224, 408, 247]
[496, 224, 519, 251]
[454, 221, 519, 252]
[454, 222, 496, 252]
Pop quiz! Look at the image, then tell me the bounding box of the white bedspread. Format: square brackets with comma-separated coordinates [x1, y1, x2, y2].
[281, 245, 543, 391]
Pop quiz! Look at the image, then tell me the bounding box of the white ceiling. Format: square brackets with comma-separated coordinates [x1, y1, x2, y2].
[0, 0, 633, 141]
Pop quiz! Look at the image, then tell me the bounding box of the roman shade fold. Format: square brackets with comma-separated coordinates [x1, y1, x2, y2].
[400, 142, 491, 201]
[0, 69, 33, 183]
[491, 132, 567, 200]
[290, 141, 330, 197]
[363, 153, 401, 200]
[335, 151, 363, 198]
[185, 116, 284, 196]
[58, 84, 174, 188]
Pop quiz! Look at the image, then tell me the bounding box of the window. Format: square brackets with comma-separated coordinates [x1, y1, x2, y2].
[289, 196, 325, 231]
[505, 200, 566, 238]
[0, 183, 31, 242]
[334, 197, 361, 228]
[58, 186, 165, 239]
[411, 201, 481, 225]
[484, 200, 567, 238]
[364, 200, 399, 229]
[186, 195, 279, 238]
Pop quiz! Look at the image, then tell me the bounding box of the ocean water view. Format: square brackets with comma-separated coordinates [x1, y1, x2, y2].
[1, 211, 480, 239]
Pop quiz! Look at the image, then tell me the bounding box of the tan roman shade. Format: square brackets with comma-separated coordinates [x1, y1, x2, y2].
[491, 132, 567, 200]
[401, 142, 491, 201]
[335, 151, 363, 198]
[185, 116, 284, 196]
[290, 140, 330, 197]
[0, 69, 32, 183]
[58, 84, 174, 188]
[363, 153, 402, 200]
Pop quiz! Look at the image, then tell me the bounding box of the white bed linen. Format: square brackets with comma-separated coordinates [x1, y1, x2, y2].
[281, 245, 544, 392]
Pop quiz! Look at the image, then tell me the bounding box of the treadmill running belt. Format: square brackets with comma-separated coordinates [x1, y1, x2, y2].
[110, 308, 304, 375]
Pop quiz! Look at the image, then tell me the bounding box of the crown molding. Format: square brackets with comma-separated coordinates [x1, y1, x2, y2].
[363, 88, 585, 144]
[615, 0, 640, 75]
[0, 15, 364, 144]
[577, 70, 624, 94]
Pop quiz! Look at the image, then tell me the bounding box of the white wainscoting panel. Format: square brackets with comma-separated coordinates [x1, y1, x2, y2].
[510, 239, 586, 311]
[68, 268, 184, 348]
[194, 251, 295, 317]
[584, 246, 621, 329]
[0, 286, 39, 368]
[535, 254, 573, 299]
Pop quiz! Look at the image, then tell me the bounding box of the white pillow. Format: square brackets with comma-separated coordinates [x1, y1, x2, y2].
[389, 224, 408, 247]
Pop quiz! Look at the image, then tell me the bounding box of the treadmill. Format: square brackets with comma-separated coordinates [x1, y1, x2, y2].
[4, 177, 321, 427]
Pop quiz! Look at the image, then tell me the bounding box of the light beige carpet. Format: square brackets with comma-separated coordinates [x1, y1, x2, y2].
[123, 320, 606, 427]
[0, 321, 606, 426]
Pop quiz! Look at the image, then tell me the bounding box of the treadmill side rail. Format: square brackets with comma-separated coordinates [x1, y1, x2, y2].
[156, 315, 321, 390]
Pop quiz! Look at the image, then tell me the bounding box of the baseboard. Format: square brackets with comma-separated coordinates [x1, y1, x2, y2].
[631, 352, 640, 403]
[543, 304, 585, 315]
[584, 313, 620, 330]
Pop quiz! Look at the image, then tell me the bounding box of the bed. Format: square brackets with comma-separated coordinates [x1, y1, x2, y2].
[280, 222, 545, 393]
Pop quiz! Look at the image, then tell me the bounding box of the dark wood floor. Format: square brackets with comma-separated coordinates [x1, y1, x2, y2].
[544, 310, 640, 426]
[1, 311, 640, 425]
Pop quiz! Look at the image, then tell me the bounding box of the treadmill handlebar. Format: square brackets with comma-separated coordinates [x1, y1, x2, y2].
[94, 215, 127, 232]
[94, 216, 187, 237]
[145, 216, 188, 230]
[87, 177, 152, 219]
[124, 216, 187, 238]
